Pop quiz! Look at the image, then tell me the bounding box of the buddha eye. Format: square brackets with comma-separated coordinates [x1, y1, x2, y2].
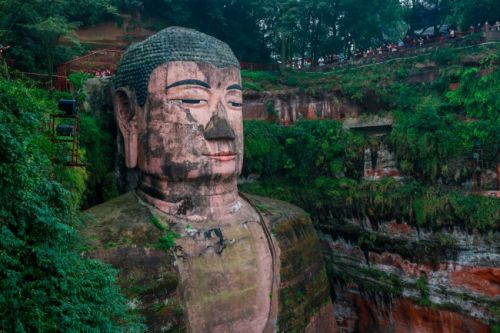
[181, 99, 204, 104]
[228, 101, 242, 108]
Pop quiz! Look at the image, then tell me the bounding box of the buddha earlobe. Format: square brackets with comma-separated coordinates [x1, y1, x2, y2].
[114, 89, 139, 168]
[123, 118, 138, 168]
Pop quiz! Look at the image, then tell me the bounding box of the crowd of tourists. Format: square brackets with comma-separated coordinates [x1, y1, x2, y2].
[94, 69, 112, 77]
[314, 21, 499, 68]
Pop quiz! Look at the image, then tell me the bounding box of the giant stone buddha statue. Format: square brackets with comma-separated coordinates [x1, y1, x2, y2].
[84, 27, 336, 333]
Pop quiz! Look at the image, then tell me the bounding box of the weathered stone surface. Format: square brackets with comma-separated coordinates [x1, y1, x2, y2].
[319, 218, 499, 332]
[83, 192, 184, 332]
[245, 194, 337, 333]
[342, 115, 393, 130]
[83, 77, 114, 117]
[336, 294, 490, 333]
[243, 90, 361, 123]
[75, 19, 155, 49]
[363, 142, 400, 180]
[84, 192, 336, 332]
[449, 266, 500, 296]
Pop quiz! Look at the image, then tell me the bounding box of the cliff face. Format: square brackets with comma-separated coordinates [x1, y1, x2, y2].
[240, 61, 499, 331]
[243, 90, 363, 123]
[318, 218, 499, 332]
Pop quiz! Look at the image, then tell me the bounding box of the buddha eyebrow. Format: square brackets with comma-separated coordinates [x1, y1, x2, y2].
[227, 84, 242, 91]
[166, 79, 210, 89]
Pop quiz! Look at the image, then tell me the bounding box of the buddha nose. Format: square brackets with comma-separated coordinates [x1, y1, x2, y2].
[203, 101, 236, 140]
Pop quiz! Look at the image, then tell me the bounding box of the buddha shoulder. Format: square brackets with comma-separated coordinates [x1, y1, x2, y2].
[242, 193, 316, 241]
[82, 192, 184, 331]
[83, 191, 162, 248]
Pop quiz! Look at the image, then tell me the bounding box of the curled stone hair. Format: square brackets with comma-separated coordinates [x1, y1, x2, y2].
[114, 26, 240, 107]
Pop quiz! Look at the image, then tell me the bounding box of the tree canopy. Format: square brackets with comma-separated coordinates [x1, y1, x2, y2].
[1, 0, 498, 72]
[0, 77, 142, 332]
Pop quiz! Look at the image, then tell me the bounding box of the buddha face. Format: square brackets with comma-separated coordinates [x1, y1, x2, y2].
[134, 61, 243, 182]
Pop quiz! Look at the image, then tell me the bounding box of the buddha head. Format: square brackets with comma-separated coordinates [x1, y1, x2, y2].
[113, 27, 243, 210]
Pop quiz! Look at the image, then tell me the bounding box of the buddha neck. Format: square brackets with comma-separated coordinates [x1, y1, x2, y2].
[137, 174, 241, 221]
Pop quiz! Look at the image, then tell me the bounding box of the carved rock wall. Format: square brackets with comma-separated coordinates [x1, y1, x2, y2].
[243, 90, 361, 124]
[363, 142, 400, 180]
[334, 294, 491, 333]
[318, 218, 499, 332]
[83, 77, 114, 118]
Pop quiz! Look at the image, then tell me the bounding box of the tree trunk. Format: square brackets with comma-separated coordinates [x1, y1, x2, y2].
[280, 34, 286, 72]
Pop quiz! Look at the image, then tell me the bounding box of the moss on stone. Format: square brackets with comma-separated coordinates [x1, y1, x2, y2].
[244, 194, 333, 332]
[321, 221, 459, 265]
[83, 192, 182, 332]
[327, 263, 404, 298]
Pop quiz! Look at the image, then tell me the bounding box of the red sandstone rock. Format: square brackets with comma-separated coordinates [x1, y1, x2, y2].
[449, 266, 500, 296]
[367, 251, 432, 278]
[355, 296, 490, 333]
[366, 250, 500, 297]
[305, 302, 338, 333]
[306, 104, 319, 120]
[385, 220, 412, 236]
[242, 91, 361, 124]
[391, 299, 490, 333]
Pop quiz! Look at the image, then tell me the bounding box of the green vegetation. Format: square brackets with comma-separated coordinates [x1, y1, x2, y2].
[150, 216, 179, 252]
[79, 111, 118, 205]
[157, 231, 180, 252]
[241, 45, 500, 233]
[491, 304, 500, 331]
[0, 77, 142, 332]
[242, 125, 498, 232]
[416, 275, 431, 306]
[0, 0, 116, 73]
[62, 72, 118, 207]
[240, 43, 499, 319]
[2, 0, 499, 75]
[327, 263, 403, 297]
[0, 0, 497, 330]
[492, 304, 500, 320]
[150, 215, 165, 231]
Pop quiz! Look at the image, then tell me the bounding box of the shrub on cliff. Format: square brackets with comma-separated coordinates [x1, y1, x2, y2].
[0, 78, 142, 332]
[241, 120, 499, 232]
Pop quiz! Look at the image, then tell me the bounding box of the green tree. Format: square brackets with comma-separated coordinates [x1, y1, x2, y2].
[0, 77, 142, 332]
[24, 16, 79, 77]
[0, 0, 116, 73]
[448, 0, 500, 29]
[338, 0, 403, 50]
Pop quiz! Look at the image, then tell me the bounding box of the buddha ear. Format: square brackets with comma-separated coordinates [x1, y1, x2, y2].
[114, 89, 138, 168]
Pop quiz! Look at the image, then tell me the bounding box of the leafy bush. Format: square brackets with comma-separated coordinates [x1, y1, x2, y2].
[157, 231, 180, 252]
[432, 48, 459, 66]
[0, 78, 142, 332]
[389, 98, 469, 184]
[243, 121, 286, 177]
[79, 111, 117, 207]
[416, 275, 431, 306]
[68, 71, 95, 102]
[241, 120, 499, 232]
